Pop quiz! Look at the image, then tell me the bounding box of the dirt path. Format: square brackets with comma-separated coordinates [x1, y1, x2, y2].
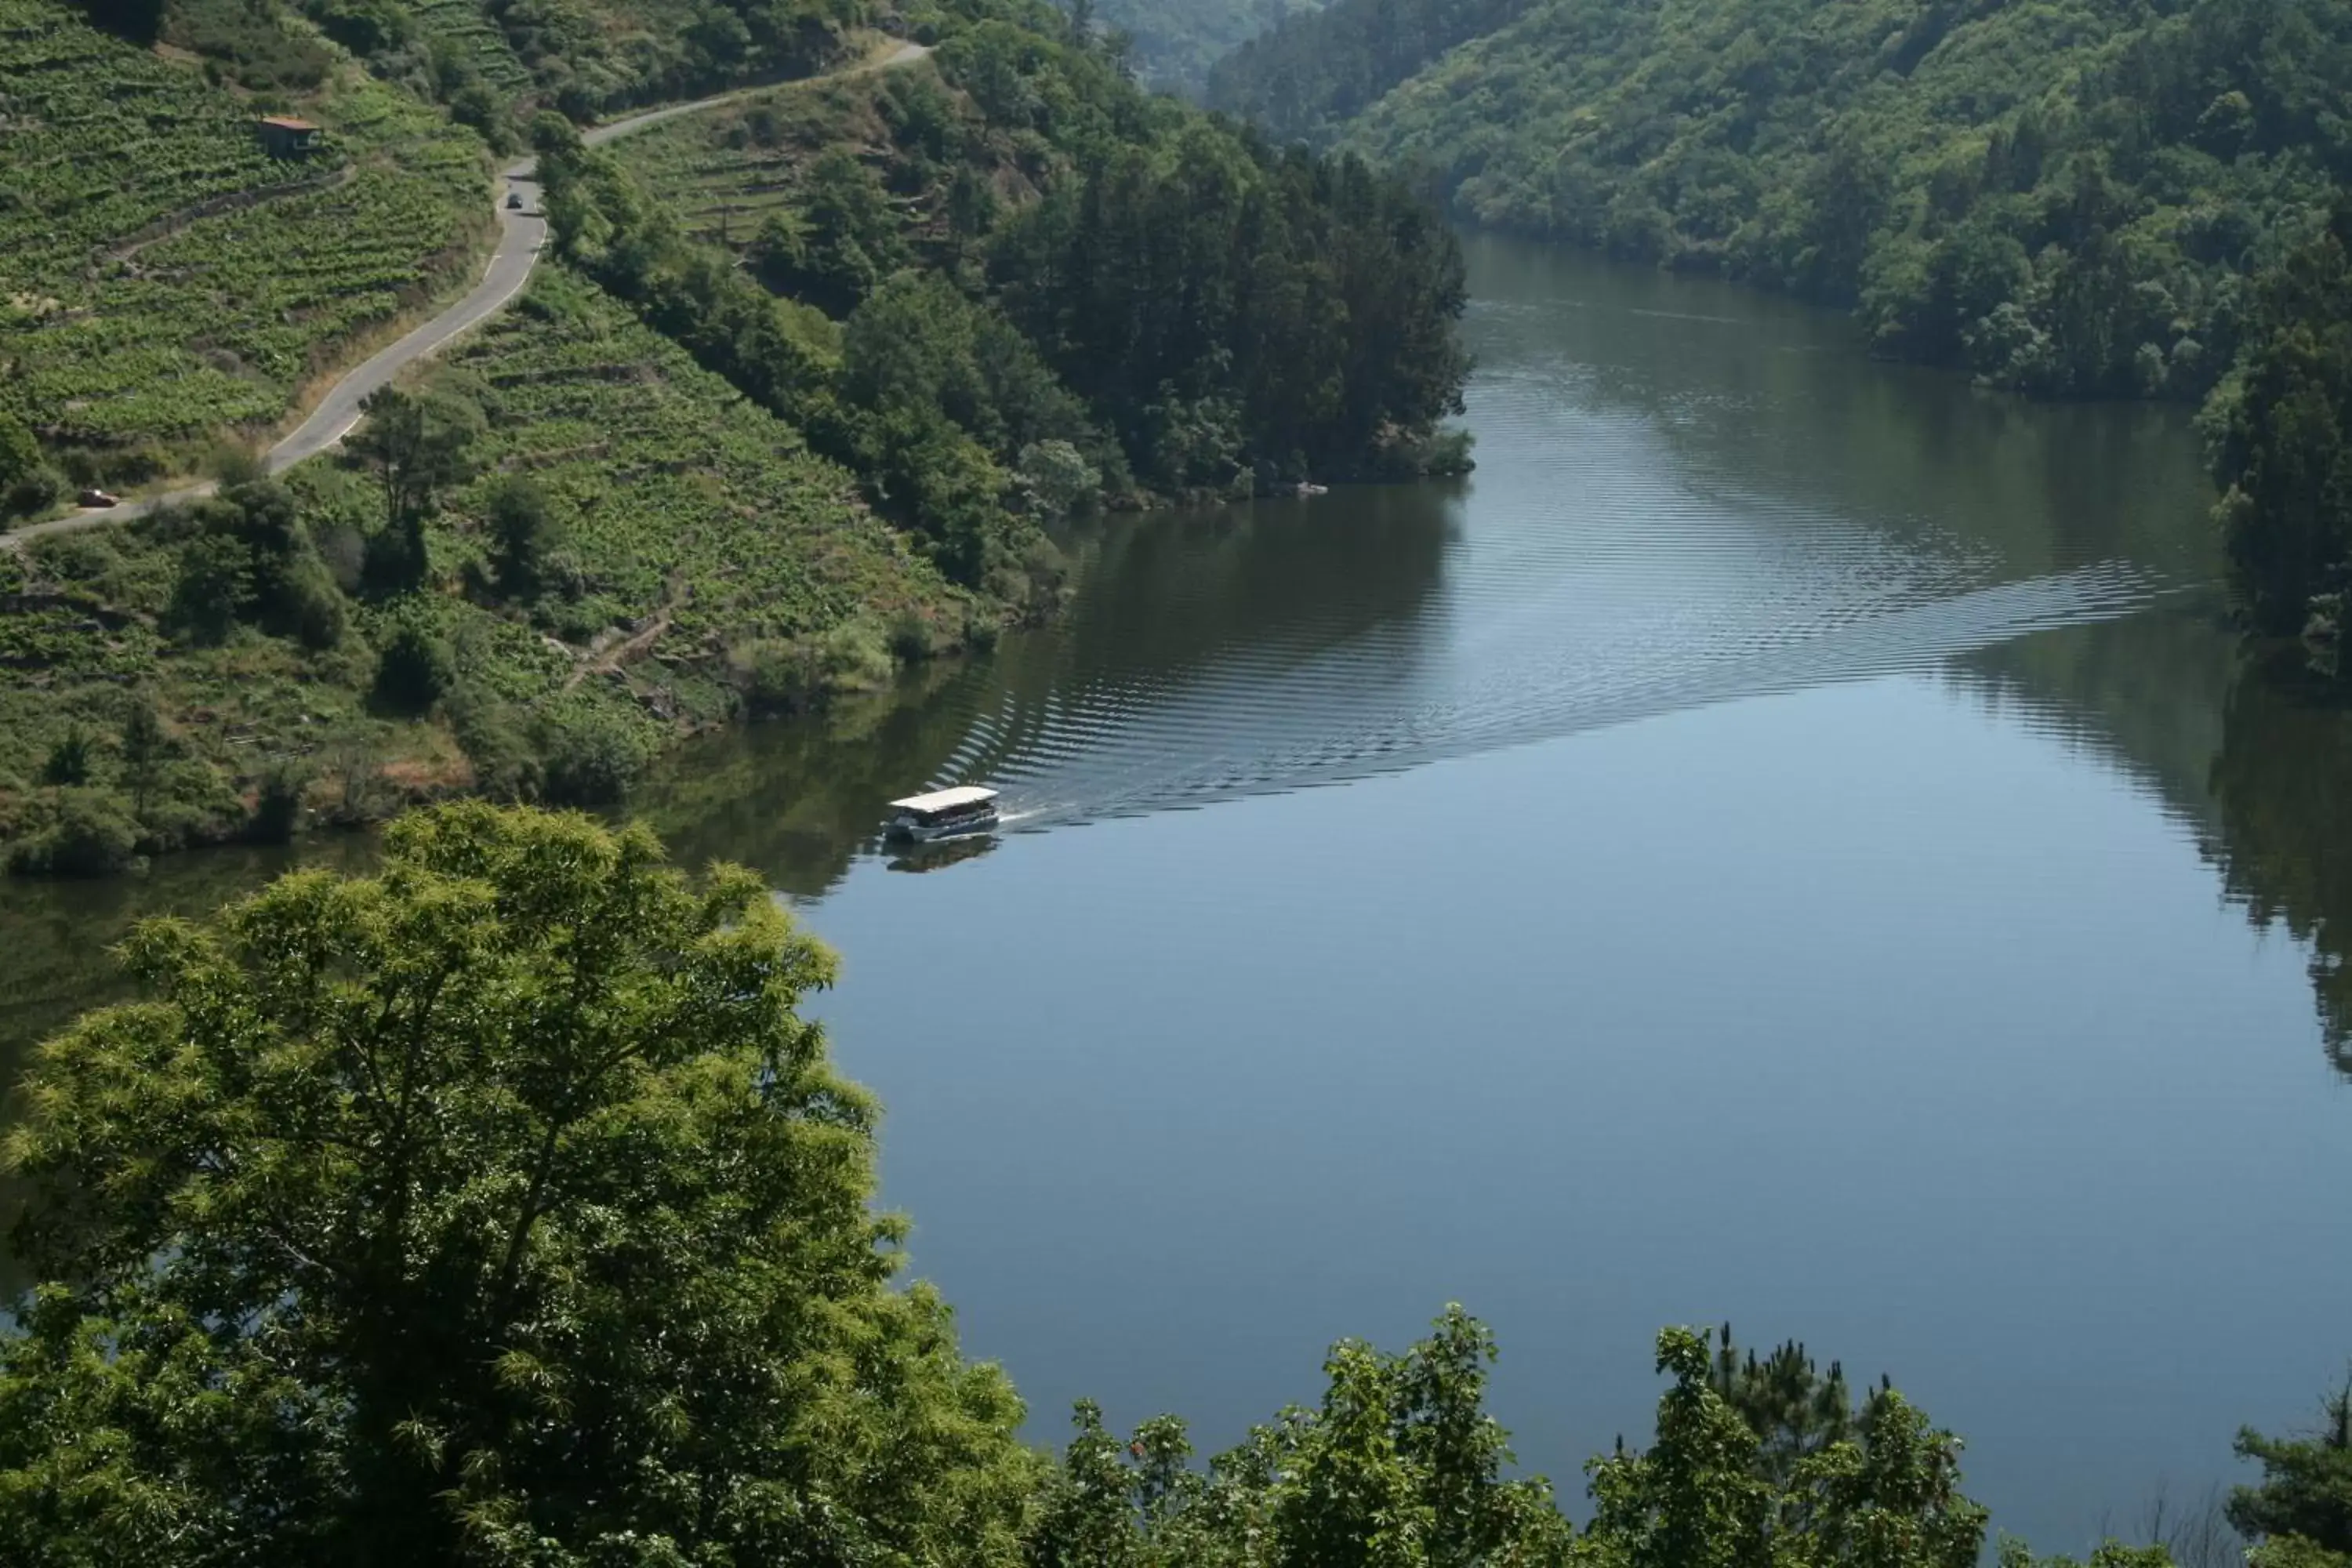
[6, 40, 932, 550]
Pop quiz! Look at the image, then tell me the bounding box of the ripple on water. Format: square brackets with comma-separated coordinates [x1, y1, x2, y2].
[909, 387, 2182, 837]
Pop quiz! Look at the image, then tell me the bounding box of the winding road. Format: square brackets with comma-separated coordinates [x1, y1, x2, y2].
[9, 41, 931, 545]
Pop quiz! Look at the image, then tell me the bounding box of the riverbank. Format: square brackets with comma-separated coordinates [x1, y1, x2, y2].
[8, 238, 2352, 1548]
[0, 260, 1007, 880]
[0, 0, 1477, 882]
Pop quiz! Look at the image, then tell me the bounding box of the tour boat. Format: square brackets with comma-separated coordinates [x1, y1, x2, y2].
[884, 786, 1000, 842]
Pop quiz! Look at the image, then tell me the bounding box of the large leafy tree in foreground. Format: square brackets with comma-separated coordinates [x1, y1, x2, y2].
[0, 803, 2303, 1568]
[0, 803, 1038, 1566]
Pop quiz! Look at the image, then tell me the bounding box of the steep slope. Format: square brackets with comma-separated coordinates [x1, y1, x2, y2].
[1218, 0, 2352, 401]
[0, 0, 487, 486]
[0, 0, 1474, 874]
[1095, 0, 1319, 90]
[1205, 0, 1523, 141]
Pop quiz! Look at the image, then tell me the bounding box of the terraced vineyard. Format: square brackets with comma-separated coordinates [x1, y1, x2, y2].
[608, 74, 906, 250]
[0, 1, 487, 472]
[0, 0, 321, 279]
[430, 266, 964, 656]
[0, 260, 970, 870]
[401, 0, 533, 96]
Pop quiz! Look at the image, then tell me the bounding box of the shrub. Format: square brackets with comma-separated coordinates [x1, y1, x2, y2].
[3, 466, 64, 521]
[447, 688, 541, 800]
[30, 531, 117, 586]
[209, 443, 267, 488]
[818, 617, 895, 694]
[372, 612, 454, 714]
[168, 532, 252, 646]
[249, 759, 312, 844]
[532, 699, 654, 805]
[39, 730, 94, 788]
[318, 733, 393, 825]
[134, 762, 251, 852]
[726, 637, 814, 714]
[888, 608, 938, 662]
[272, 561, 349, 649]
[0, 413, 38, 499]
[8, 789, 143, 878]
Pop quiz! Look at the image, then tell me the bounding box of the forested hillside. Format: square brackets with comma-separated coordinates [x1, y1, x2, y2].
[2207, 196, 2352, 640]
[1206, 0, 1524, 142]
[1096, 0, 1317, 89]
[1213, 0, 2352, 403]
[588, 17, 1472, 503]
[0, 0, 1471, 874]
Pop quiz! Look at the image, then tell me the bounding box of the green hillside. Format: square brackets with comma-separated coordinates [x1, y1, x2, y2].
[1096, 0, 1318, 89]
[1214, 0, 2352, 401]
[0, 0, 488, 483]
[1205, 0, 1522, 139]
[0, 0, 1472, 874]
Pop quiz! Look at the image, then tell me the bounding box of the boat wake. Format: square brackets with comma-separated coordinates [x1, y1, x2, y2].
[880, 352, 2199, 841]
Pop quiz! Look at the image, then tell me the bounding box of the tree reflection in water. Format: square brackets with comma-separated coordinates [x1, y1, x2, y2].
[2209, 648, 2352, 1078]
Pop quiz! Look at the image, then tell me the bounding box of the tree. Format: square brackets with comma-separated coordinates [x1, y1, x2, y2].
[1581, 1326, 1988, 1568]
[2209, 198, 2352, 639]
[71, 0, 166, 43]
[1707, 1326, 1857, 1486]
[2230, 1379, 2352, 1555]
[1018, 1312, 2049, 1568]
[347, 387, 481, 593]
[0, 412, 39, 501]
[1018, 439, 1101, 519]
[165, 531, 249, 646]
[482, 473, 558, 599]
[165, 482, 345, 648]
[1023, 1305, 1573, 1568]
[0, 804, 1040, 1566]
[117, 691, 173, 818]
[530, 109, 582, 159]
[779, 150, 907, 316]
[369, 607, 455, 714]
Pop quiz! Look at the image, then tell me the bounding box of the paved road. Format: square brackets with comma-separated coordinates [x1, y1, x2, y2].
[9, 42, 931, 545]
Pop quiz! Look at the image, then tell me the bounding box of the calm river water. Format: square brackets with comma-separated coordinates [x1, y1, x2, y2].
[8, 233, 2352, 1552]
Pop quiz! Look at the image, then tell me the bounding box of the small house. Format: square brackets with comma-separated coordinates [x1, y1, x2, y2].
[256, 116, 321, 158]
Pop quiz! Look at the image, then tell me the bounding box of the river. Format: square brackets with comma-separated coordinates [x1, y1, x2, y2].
[6, 233, 2352, 1553]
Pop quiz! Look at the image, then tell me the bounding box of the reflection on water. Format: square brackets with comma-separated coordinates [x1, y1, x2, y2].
[2209, 652, 2352, 1073]
[8, 237, 2352, 1537]
[885, 833, 1002, 875]
[648, 240, 2218, 895]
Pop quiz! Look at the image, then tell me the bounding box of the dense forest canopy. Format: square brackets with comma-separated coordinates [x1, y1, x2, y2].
[2208, 198, 2352, 639]
[1209, 0, 2352, 402]
[8, 802, 2352, 1566]
[544, 0, 1473, 561]
[1207, 0, 1527, 143]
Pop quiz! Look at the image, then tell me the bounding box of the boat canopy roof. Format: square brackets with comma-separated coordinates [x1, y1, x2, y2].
[889, 786, 999, 815]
